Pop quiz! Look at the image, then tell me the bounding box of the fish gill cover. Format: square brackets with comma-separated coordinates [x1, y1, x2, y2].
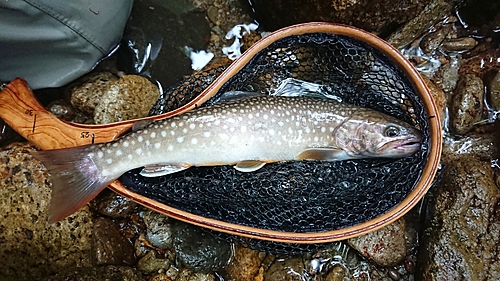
[120, 32, 429, 251]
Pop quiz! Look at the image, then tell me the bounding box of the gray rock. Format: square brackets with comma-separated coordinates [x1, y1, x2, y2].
[172, 222, 231, 273]
[419, 157, 500, 280]
[142, 209, 174, 249]
[92, 217, 136, 266]
[347, 218, 408, 267]
[0, 142, 93, 279]
[136, 250, 172, 274]
[450, 74, 484, 135]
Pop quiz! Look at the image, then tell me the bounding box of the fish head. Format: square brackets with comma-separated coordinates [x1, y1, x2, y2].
[334, 111, 423, 159]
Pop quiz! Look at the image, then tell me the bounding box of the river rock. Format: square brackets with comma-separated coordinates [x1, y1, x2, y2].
[90, 190, 138, 219]
[223, 245, 263, 281]
[347, 218, 407, 267]
[0, 142, 93, 279]
[69, 72, 119, 116]
[419, 157, 500, 280]
[450, 73, 484, 135]
[176, 268, 217, 281]
[93, 74, 160, 124]
[136, 250, 172, 274]
[441, 37, 478, 52]
[488, 70, 500, 111]
[92, 217, 136, 266]
[172, 222, 231, 273]
[264, 256, 305, 281]
[422, 76, 446, 125]
[142, 209, 174, 250]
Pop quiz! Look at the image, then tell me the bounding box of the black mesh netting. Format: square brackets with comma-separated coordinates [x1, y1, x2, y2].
[121, 33, 430, 254]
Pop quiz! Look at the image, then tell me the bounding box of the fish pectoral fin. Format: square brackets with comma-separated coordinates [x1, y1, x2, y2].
[140, 163, 191, 177]
[296, 148, 345, 161]
[234, 160, 266, 172]
[132, 120, 154, 132]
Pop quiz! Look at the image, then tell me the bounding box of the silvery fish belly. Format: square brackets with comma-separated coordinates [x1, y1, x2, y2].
[33, 95, 422, 222]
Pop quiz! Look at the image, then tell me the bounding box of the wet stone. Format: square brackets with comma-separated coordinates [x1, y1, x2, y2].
[142, 209, 174, 249]
[90, 189, 138, 219]
[136, 250, 172, 274]
[94, 74, 160, 124]
[441, 37, 478, 52]
[176, 268, 216, 281]
[488, 70, 500, 111]
[419, 24, 453, 54]
[450, 73, 484, 135]
[263, 256, 304, 281]
[47, 99, 76, 121]
[222, 245, 263, 281]
[172, 221, 231, 273]
[419, 157, 500, 280]
[92, 217, 136, 266]
[0, 142, 93, 279]
[347, 218, 407, 267]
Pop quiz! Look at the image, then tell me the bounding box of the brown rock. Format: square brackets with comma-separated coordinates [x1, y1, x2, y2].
[347, 218, 407, 267]
[450, 74, 484, 135]
[487, 70, 500, 111]
[93, 74, 160, 124]
[223, 246, 263, 281]
[419, 157, 500, 280]
[264, 257, 304, 281]
[441, 37, 478, 52]
[69, 72, 119, 116]
[92, 217, 136, 266]
[0, 142, 93, 279]
[420, 24, 453, 54]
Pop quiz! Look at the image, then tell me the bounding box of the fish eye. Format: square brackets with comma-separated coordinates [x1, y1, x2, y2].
[384, 126, 400, 137]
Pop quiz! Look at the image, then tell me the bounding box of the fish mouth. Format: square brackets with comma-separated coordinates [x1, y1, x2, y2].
[393, 135, 422, 154]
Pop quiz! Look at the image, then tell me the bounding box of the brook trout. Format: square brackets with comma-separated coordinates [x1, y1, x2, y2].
[33, 95, 422, 222]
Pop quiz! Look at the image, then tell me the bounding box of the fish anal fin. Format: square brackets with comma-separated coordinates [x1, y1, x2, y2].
[140, 163, 191, 177]
[234, 160, 266, 172]
[296, 148, 346, 161]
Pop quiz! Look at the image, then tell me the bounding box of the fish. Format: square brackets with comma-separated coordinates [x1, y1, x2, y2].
[33, 95, 422, 223]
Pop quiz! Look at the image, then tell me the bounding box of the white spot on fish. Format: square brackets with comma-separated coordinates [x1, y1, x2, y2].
[229, 127, 235, 133]
[269, 129, 275, 135]
[288, 127, 293, 134]
[204, 132, 211, 138]
[263, 114, 269, 120]
[321, 127, 326, 133]
[155, 143, 161, 149]
[136, 148, 142, 155]
[189, 123, 196, 130]
[170, 131, 175, 136]
[116, 150, 123, 156]
[171, 122, 176, 128]
[138, 136, 143, 142]
[305, 127, 310, 133]
[127, 154, 133, 160]
[329, 127, 335, 132]
[106, 159, 113, 164]
[220, 134, 228, 140]
[270, 110, 275, 115]
[240, 126, 247, 133]
[177, 136, 184, 143]
[150, 132, 156, 138]
[97, 151, 103, 158]
[183, 128, 188, 134]
[248, 113, 253, 119]
[191, 138, 198, 145]
[278, 121, 284, 126]
[123, 141, 129, 147]
[314, 136, 319, 142]
[178, 122, 184, 127]
[112, 143, 118, 148]
[161, 131, 167, 137]
[167, 145, 174, 151]
[214, 119, 221, 126]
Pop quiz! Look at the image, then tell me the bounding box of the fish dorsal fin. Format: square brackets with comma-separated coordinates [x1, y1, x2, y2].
[132, 120, 153, 132]
[234, 160, 266, 172]
[214, 91, 262, 104]
[140, 163, 191, 177]
[296, 148, 347, 161]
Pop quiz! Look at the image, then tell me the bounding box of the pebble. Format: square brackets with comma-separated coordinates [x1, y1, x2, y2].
[94, 74, 160, 124]
[92, 217, 136, 266]
[90, 190, 138, 219]
[223, 245, 263, 281]
[263, 257, 305, 281]
[47, 99, 76, 121]
[347, 218, 407, 267]
[136, 250, 172, 274]
[450, 73, 484, 134]
[419, 24, 453, 54]
[441, 37, 478, 52]
[142, 209, 174, 249]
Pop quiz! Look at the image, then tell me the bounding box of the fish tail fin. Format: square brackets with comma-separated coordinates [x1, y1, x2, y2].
[32, 146, 112, 223]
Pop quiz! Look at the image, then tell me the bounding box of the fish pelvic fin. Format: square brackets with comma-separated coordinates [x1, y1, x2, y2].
[234, 160, 266, 172]
[32, 146, 113, 223]
[296, 148, 347, 161]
